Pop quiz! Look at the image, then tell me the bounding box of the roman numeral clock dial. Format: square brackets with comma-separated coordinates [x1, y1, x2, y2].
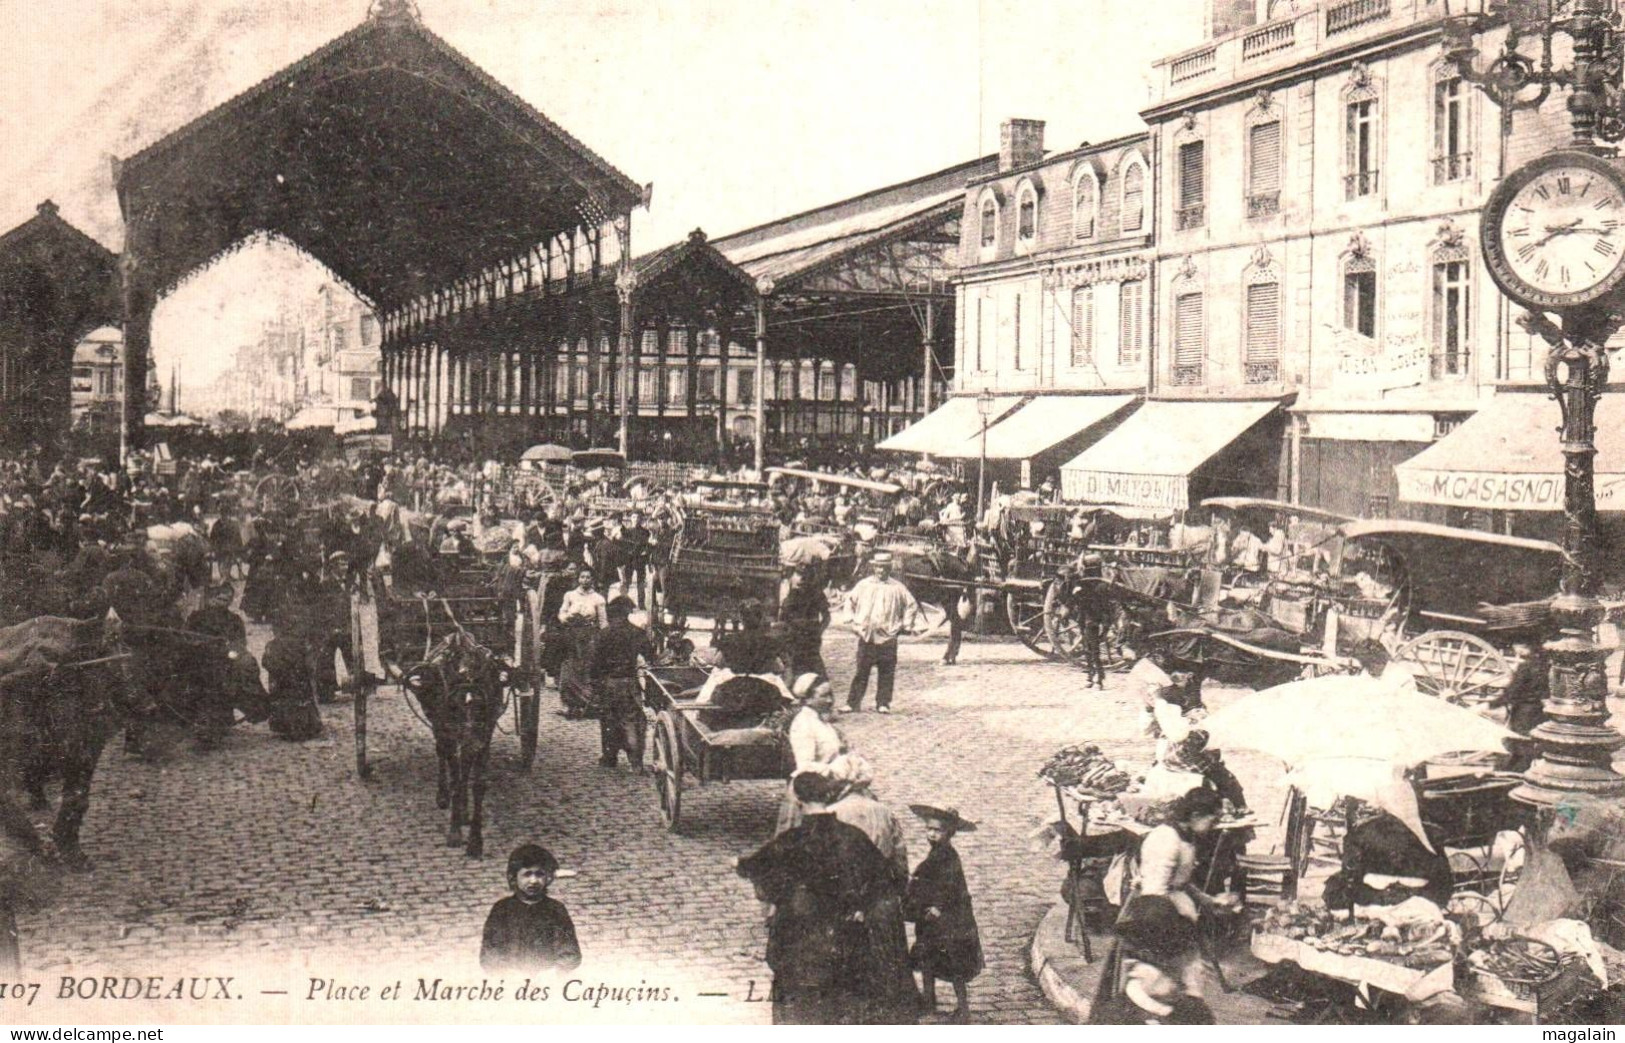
[1486, 151, 1625, 309]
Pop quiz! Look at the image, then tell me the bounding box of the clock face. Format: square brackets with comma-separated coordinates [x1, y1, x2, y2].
[1485, 152, 1625, 309]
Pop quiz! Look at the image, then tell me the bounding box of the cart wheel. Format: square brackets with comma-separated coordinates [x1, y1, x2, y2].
[1006, 586, 1057, 659]
[1394, 630, 1511, 706]
[1041, 580, 1084, 664]
[517, 690, 539, 772]
[652, 714, 682, 832]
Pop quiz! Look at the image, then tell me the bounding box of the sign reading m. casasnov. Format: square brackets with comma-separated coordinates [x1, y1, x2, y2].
[1396, 468, 1563, 509]
[1060, 470, 1187, 509]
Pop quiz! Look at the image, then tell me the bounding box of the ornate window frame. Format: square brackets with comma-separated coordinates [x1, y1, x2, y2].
[1070, 160, 1102, 241]
[1244, 91, 1284, 220]
[1427, 220, 1474, 380]
[1171, 114, 1204, 232]
[1169, 256, 1205, 387]
[1241, 246, 1283, 385]
[1340, 231, 1379, 340]
[1429, 58, 1475, 185]
[1119, 149, 1151, 237]
[1342, 62, 1382, 201]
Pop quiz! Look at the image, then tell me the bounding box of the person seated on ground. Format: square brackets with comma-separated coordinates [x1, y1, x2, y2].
[714, 599, 785, 678]
[1323, 806, 1453, 912]
[1492, 632, 1550, 772]
[775, 674, 847, 834]
[1089, 895, 1214, 1025]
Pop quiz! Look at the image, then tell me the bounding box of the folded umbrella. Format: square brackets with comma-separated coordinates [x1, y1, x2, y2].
[1201, 673, 1513, 768]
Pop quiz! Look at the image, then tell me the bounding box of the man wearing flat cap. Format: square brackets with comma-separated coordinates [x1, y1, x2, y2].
[843, 551, 920, 715]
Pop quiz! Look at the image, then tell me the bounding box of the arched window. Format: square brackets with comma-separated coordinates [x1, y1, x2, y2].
[1072, 166, 1099, 240]
[979, 197, 998, 248]
[1121, 157, 1147, 234]
[1015, 178, 1041, 248]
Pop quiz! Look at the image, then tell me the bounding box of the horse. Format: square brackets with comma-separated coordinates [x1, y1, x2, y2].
[0, 612, 148, 870]
[400, 629, 511, 858]
[852, 539, 980, 665]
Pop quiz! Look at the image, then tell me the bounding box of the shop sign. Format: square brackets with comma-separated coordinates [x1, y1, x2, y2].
[1331, 329, 1427, 396]
[1397, 468, 1563, 509]
[1061, 470, 1187, 509]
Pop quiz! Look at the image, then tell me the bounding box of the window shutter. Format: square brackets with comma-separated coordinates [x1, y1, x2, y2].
[1074, 178, 1095, 238]
[1123, 165, 1145, 232]
[1246, 282, 1281, 363]
[1071, 287, 1093, 367]
[1119, 281, 1143, 365]
[1249, 123, 1281, 194]
[1179, 142, 1205, 208]
[1175, 293, 1204, 366]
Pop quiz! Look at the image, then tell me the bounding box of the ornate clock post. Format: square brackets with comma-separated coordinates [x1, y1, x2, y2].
[1446, 0, 1625, 807]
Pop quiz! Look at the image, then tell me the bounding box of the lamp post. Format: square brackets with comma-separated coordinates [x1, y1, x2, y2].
[1443, 0, 1625, 807]
[976, 388, 995, 531]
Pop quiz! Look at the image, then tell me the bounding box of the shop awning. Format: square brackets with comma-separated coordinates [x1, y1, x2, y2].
[1395, 392, 1625, 511]
[958, 394, 1136, 461]
[876, 395, 1023, 454]
[1059, 399, 1279, 508]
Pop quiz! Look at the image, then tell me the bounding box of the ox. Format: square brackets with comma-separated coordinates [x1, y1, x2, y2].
[400, 630, 509, 858]
[0, 613, 147, 870]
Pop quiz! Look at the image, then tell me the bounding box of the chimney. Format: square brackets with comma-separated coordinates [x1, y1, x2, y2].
[999, 119, 1046, 172]
[1209, 0, 1258, 38]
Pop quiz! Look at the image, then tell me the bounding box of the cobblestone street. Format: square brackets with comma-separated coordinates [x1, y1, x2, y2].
[17, 623, 1285, 1025]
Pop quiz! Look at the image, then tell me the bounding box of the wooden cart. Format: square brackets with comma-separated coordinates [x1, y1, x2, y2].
[640, 665, 791, 833]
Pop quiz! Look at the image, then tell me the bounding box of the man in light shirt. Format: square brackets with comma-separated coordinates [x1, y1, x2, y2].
[844, 551, 921, 715]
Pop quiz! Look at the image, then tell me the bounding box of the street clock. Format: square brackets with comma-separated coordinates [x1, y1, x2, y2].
[1482, 150, 1625, 310]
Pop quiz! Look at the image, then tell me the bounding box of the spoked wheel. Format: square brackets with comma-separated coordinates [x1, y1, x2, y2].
[254, 473, 299, 515]
[652, 714, 683, 832]
[1006, 584, 1058, 659]
[1043, 581, 1131, 673]
[1042, 580, 1084, 663]
[1394, 630, 1511, 708]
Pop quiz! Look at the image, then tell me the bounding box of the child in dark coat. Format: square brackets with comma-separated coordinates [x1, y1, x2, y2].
[904, 805, 984, 1023]
[480, 844, 581, 974]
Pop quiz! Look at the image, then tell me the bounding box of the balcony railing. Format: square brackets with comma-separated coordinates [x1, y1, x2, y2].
[1247, 192, 1281, 219]
[1432, 153, 1474, 184]
[1242, 20, 1296, 61]
[1171, 363, 1205, 387]
[1326, 0, 1391, 37]
[1344, 169, 1381, 200]
[1176, 204, 1206, 230]
[1244, 360, 1281, 385]
[1170, 47, 1216, 83]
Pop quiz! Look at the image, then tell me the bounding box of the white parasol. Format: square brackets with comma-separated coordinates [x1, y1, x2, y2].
[1200, 673, 1514, 768]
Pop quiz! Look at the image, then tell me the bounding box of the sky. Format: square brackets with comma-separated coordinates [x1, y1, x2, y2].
[0, 0, 1205, 402]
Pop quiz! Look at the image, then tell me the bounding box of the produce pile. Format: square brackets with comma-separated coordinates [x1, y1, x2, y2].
[1465, 937, 1564, 986]
[1039, 744, 1135, 798]
[1258, 902, 1458, 969]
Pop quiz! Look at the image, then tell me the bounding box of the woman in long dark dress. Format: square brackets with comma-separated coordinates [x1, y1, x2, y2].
[904, 805, 983, 1023]
[737, 773, 918, 1025]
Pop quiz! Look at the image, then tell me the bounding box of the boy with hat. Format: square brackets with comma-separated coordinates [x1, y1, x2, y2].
[904, 805, 983, 1023]
[480, 843, 581, 974]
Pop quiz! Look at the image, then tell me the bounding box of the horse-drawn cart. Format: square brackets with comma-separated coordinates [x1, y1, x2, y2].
[640, 665, 791, 833]
[355, 542, 541, 780]
[663, 504, 782, 630]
